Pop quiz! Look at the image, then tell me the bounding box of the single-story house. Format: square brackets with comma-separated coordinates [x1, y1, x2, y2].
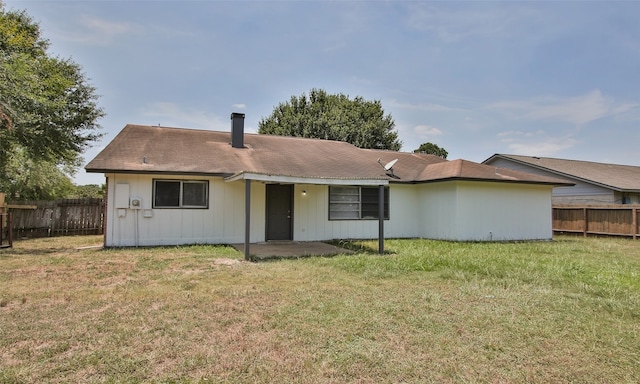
[86, 113, 572, 255]
[483, 154, 640, 205]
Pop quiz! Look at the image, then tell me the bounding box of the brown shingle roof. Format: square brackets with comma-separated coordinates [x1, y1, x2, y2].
[86, 125, 571, 186]
[485, 154, 640, 191]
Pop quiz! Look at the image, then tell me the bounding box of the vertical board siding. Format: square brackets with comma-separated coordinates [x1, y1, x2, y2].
[417, 181, 553, 241]
[103, 173, 560, 246]
[293, 184, 418, 241]
[456, 182, 553, 241]
[9, 198, 104, 238]
[104, 175, 267, 247]
[553, 205, 639, 239]
[418, 182, 458, 240]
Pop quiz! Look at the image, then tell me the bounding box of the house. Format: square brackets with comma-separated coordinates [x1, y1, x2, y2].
[483, 154, 640, 205]
[86, 113, 572, 254]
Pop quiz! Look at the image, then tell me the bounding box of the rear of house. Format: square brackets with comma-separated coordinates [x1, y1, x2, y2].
[87, 115, 571, 247]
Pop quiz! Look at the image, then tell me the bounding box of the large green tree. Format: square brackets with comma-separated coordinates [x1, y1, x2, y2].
[258, 88, 401, 150]
[0, 3, 104, 200]
[414, 142, 448, 159]
[2, 147, 75, 200]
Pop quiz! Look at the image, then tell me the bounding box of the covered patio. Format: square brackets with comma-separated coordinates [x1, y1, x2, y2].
[232, 241, 354, 261]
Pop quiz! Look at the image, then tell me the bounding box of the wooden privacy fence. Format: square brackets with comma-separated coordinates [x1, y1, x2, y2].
[10, 198, 105, 239]
[553, 205, 640, 239]
[0, 213, 12, 248]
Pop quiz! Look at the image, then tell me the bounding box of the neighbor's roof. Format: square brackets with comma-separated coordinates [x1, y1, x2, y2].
[483, 154, 640, 192]
[86, 125, 572, 186]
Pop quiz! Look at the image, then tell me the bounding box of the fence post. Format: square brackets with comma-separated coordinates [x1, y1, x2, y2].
[0, 212, 13, 248]
[633, 207, 638, 240]
[7, 212, 12, 247]
[49, 201, 56, 237]
[583, 207, 588, 238]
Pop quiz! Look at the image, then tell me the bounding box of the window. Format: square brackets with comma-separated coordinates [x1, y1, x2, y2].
[329, 186, 389, 220]
[153, 180, 208, 208]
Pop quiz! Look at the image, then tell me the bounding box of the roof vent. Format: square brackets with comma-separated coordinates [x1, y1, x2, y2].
[230, 112, 245, 148]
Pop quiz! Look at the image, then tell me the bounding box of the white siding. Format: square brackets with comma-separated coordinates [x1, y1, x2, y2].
[104, 173, 554, 246]
[417, 182, 459, 240]
[105, 174, 266, 247]
[454, 181, 552, 241]
[414, 181, 552, 241]
[387, 184, 421, 238]
[293, 184, 418, 241]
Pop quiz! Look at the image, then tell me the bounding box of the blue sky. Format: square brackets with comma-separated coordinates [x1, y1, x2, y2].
[5, 0, 640, 185]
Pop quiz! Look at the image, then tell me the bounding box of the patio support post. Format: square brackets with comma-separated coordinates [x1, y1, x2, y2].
[244, 179, 251, 261]
[378, 184, 384, 255]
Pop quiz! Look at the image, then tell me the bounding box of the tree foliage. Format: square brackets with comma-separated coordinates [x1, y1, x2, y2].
[414, 142, 448, 159]
[72, 184, 105, 199]
[258, 88, 401, 151]
[2, 147, 75, 200]
[0, 3, 104, 200]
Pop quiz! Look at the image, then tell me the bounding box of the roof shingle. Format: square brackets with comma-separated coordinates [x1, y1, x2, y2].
[86, 125, 572, 186]
[485, 154, 640, 191]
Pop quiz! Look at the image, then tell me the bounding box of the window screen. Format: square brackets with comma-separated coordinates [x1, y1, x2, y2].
[329, 186, 389, 220]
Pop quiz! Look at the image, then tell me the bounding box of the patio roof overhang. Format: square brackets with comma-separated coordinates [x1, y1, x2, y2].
[227, 172, 389, 261]
[224, 171, 389, 186]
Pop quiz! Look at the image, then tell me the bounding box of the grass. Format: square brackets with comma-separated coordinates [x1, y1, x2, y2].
[1, 235, 639, 383]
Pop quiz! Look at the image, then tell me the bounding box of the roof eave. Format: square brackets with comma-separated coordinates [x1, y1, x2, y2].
[225, 171, 389, 185]
[485, 155, 623, 191]
[413, 176, 574, 187]
[85, 168, 234, 178]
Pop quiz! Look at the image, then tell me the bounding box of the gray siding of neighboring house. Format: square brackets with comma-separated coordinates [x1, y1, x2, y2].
[488, 158, 616, 204]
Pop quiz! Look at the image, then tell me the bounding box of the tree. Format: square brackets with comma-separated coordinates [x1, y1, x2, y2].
[0, 3, 104, 200]
[414, 142, 448, 159]
[2, 147, 75, 200]
[258, 88, 401, 151]
[72, 184, 105, 199]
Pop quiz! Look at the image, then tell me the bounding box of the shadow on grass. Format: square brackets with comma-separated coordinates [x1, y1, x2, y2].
[327, 240, 396, 255]
[101, 243, 239, 252]
[1, 242, 242, 259]
[0, 247, 77, 257]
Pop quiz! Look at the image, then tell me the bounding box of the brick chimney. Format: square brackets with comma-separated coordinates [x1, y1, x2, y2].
[230, 112, 245, 148]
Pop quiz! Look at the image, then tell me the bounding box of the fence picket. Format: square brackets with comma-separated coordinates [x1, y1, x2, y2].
[553, 204, 640, 239]
[9, 198, 104, 239]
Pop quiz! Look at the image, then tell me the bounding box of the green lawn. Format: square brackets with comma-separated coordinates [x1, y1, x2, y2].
[1, 235, 639, 383]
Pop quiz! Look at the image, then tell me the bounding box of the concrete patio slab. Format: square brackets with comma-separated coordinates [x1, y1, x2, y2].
[232, 241, 353, 260]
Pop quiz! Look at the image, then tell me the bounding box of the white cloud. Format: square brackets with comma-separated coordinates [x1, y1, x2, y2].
[507, 140, 578, 157]
[389, 100, 463, 113]
[232, 103, 247, 110]
[497, 130, 577, 157]
[406, 4, 538, 43]
[487, 90, 638, 125]
[63, 16, 137, 45]
[414, 124, 443, 138]
[140, 102, 227, 130]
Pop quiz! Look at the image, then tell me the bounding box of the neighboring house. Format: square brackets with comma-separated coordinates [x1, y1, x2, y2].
[483, 154, 640, 205]
[86, 113, 571, 250]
